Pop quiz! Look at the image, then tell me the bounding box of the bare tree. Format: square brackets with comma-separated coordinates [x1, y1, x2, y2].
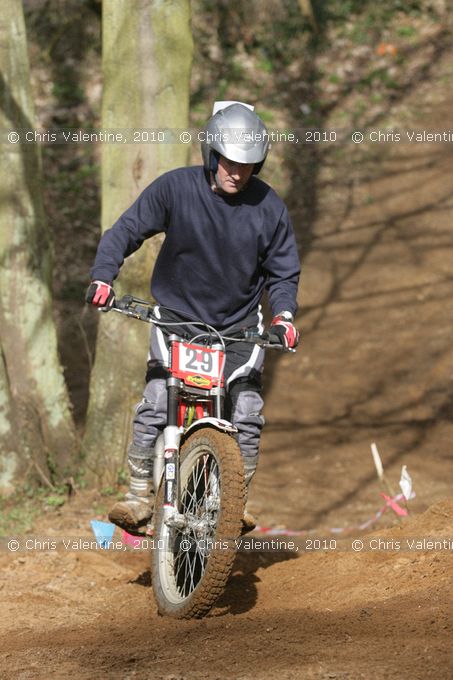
[83, 0, 193, 485]
[0, 0, 78, 492]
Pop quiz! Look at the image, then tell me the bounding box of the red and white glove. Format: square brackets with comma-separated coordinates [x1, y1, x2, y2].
[270, 312, 299, 350]
[85, 280, 115, 307]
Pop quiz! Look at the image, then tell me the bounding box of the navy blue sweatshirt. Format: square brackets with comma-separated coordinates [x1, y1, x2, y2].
[91, 166, 300, 329]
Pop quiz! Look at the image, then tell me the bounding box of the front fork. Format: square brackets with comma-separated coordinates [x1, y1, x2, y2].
[160, 380, 183, 526]
[156, 377, 225, 529]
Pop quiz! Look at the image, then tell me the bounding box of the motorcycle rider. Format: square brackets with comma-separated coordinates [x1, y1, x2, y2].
[86, 101, 300, 533]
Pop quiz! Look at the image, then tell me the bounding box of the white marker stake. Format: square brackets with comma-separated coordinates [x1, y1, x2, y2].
[371, 442, 384, 480]
[370, 443, 399, 517]
[399, 465, 413, 501]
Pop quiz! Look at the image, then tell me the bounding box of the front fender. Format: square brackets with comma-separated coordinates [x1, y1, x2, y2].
[183, 417, 238, 440]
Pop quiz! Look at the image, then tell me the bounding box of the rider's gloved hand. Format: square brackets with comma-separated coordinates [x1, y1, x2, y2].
[270, 312, 299, 350]
[85, 280, 115, 307]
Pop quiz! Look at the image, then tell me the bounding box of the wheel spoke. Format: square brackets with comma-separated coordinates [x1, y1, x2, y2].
[155, 441, 227, 606]
[174, 453, 219, 597]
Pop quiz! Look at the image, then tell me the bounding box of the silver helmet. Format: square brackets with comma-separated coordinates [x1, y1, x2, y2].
[201, 103, 269, 175]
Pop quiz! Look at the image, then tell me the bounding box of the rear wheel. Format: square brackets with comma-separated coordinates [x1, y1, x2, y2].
[151, 428, 244, 618]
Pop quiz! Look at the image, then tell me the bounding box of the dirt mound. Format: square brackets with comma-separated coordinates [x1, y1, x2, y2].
[0, 498, 452, 679]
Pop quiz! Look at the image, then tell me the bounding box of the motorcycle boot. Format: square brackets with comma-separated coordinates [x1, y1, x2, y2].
[241, 454, 259, 535]
[108, 444, 155, 535]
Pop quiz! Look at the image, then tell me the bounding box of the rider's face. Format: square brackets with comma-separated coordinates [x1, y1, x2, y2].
[215, 155, 255, 194]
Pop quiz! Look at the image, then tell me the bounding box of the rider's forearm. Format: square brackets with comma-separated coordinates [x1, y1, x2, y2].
[90, 183, 166, 282]
[262, 209, 301, 318]
[267, 278, 299, 319]
[90, 222, 132, 282]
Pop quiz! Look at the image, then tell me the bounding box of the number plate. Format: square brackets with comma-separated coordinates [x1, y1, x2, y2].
[171, 341, 224, 389]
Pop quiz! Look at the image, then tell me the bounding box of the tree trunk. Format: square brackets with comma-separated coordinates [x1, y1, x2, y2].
[83, 0, 193, 485]
[298, 0, 318, 31]
[0, 350, 21, 493]
[0, 0, 78, 491]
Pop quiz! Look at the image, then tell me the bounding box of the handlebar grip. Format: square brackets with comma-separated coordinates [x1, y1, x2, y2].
[114, 295, 133, 311]
[243, 330, 283, 346]
[266, 332, 283, 345]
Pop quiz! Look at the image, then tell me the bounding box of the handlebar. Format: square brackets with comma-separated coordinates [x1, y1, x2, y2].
[241, 330, 284, 348]
[112, 294, 154, 320]
[100, 295, 288, 351]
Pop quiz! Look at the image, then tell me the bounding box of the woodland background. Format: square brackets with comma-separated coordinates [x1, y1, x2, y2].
[0, 0, 451, 510]
[2, 4, 453, 676]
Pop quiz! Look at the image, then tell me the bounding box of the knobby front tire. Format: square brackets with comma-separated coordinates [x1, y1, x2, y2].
[151, 428, 244, 619]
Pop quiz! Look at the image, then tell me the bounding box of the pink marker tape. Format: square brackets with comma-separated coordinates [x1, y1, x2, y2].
[122, 530, 147, 547]
[254, 492, 413, 536]
[380, 493, 408, 517]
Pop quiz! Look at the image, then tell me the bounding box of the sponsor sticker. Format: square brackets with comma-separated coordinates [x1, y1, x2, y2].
[186, 374, 211, 388]
[166, 463, 176, 480]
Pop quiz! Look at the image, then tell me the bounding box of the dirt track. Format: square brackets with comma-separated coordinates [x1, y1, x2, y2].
[2, 49, 453, 680]
[1, 498, 453, 679]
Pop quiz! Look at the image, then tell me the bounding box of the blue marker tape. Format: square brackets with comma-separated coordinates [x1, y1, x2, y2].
[90, 519, 115, 548]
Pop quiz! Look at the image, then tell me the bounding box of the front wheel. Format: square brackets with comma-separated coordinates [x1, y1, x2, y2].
[151, 428, 244, 619]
